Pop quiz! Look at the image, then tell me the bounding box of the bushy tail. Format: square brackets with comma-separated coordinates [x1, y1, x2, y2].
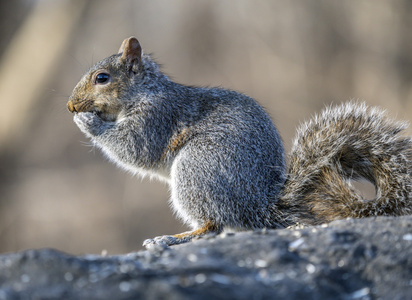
[281, 102, 412, 225]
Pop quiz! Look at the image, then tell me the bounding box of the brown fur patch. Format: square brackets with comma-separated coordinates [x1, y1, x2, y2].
[173, 220, 221, 240]
[162, 127, 191, 160]
[168, 127, 190, 153]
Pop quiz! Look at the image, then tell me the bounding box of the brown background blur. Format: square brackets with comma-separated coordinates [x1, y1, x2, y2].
[0, 0, 411, 255]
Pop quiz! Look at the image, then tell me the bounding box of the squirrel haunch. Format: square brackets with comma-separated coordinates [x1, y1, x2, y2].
[69, 37, 412, 249]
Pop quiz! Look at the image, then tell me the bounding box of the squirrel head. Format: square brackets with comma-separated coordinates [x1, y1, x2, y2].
[67, 37, 143, 121]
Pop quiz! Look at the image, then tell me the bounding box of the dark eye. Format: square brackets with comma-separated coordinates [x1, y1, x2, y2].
[95, 73, 110, 85]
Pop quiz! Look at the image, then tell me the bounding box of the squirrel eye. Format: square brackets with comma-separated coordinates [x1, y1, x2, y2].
[94, 72, 110, 85]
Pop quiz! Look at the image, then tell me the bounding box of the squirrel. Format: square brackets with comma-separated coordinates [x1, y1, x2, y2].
[67, 37, 412, 248]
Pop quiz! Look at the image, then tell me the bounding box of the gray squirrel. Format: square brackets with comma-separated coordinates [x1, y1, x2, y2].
[67, 37, 412, 248]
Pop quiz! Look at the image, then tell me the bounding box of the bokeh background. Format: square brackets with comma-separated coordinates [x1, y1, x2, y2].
[1, 0, 411, 255]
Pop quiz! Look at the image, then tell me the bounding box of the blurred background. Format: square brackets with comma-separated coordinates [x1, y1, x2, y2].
[0, 0, 411, 255]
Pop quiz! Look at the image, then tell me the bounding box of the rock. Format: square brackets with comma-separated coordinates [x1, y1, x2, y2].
[1, 216, 412, 299]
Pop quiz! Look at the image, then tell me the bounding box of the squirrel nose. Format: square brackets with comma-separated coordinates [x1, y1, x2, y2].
[67, 99, 77, 113]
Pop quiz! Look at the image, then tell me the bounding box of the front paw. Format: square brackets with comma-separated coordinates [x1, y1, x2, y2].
[73, 112, 109, 136]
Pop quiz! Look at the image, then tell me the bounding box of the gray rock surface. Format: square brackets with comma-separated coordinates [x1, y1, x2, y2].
[1, 216, 412, 300]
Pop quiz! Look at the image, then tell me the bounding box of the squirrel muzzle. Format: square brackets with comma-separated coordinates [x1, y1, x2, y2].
[67, 97, 95, 114]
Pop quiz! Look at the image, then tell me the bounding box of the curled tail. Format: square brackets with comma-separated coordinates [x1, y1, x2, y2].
[281, 102, 412, 225]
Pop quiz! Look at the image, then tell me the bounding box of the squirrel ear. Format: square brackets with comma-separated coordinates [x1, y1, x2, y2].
[118, 39, 128, 54]
[119, 37, 142, 73]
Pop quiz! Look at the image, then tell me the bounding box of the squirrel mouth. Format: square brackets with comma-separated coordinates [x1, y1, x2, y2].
[67, 98, 119, 122]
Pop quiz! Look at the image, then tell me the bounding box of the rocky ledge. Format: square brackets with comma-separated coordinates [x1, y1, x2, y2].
[1, 216, 412, 299]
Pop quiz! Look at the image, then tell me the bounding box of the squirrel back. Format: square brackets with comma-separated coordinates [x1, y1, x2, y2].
[68, 37, 412, 248]
[281, 102, 412, 224]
